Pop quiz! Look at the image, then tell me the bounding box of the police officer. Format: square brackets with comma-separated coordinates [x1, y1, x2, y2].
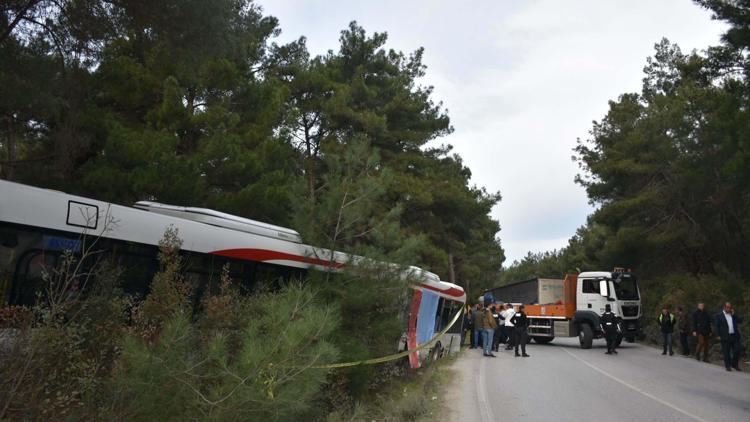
[511, 305, 530, 357]
[600, 304, 620, 355]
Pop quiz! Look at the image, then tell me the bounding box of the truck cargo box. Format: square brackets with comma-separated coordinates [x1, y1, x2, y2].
[485, 278, 564, 305]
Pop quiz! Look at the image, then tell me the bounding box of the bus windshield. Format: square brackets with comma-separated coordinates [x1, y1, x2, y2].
[613, 275, 639, 300]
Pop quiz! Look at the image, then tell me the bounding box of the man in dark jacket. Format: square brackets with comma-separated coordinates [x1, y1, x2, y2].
[462, 308, 472, 347]
[692, 302, 712, 362]
[658, 307, 676, 356]
[471, 303, 483, 349]
[677, 306, 691, 356]
[715, 302, 742, 372]
[600, 304, 620, 355]
[491, 305, 502, 352]
[511, 305, 530, 357]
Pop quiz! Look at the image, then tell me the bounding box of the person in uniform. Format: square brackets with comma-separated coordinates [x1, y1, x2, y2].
[511, 305, 530, 357]
[600, 304, 620, 355]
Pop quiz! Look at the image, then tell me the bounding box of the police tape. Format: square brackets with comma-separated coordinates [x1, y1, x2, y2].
[311, 306, 464, 369]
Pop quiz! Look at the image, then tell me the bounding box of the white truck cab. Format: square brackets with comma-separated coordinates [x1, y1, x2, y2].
[576, 269, 642, 344]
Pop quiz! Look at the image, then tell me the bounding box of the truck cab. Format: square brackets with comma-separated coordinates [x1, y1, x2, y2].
[575, 269, 641, 346]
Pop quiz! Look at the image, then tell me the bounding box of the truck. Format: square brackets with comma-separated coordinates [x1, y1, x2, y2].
[485, 269, 642, 348]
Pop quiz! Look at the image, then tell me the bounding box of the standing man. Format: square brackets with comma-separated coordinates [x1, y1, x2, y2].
[504, 304, 516, 351]
[658, 306, 676, 356]
[511, 305, 530, 357]
[715, 302, 742, 372]
[692, 302, 712, 362]
[600, 304, 619, 355]
[491, 305, 502, 352]
[498, 303, 507, 346]
[471, 303, 483, 349]
[461, 306, 472, 347]
[677, 306, 691, 356]
[482, 305, 497, 357]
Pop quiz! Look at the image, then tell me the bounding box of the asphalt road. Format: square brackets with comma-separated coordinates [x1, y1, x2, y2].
[447, 337, 750, 422]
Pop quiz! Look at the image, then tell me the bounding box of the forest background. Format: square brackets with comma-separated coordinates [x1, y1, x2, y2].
[1, 0, 749, 419]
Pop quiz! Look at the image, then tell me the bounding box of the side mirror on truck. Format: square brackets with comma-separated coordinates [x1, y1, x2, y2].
[599, 279, 616, 301]
[599, 279, 609, 298]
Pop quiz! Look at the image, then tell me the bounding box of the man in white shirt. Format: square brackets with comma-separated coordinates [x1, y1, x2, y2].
[504, 304, 516, 351]
[715, 302, 742, 371]
[499, 304, 508, 346]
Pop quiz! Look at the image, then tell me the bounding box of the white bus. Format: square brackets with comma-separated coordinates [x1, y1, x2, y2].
[0, 180, 465, 368]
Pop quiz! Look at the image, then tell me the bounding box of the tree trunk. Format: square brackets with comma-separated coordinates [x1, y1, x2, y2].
[448, 252, 456, 284]
[4, 115, 16, 180]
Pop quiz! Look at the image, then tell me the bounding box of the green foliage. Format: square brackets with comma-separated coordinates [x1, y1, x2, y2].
[292, 137, 415, 398]
[111, 282, 339, 421]
[101, 227, 339, 421]
[0, 251, 129, 420]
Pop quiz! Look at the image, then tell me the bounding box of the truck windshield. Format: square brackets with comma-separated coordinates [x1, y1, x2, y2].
[613, 275, 639, 300]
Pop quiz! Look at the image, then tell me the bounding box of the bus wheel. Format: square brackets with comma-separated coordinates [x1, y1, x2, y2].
[532, 336, 554, 344]
[430, 342, 443, 362]
[579, 324, 593, 349]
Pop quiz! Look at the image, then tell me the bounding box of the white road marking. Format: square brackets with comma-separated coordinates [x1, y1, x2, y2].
[562, 348, 709, 422]
[476, 355, 495, 422]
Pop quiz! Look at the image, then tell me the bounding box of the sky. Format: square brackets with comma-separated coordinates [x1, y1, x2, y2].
[257, 0, 728, 264]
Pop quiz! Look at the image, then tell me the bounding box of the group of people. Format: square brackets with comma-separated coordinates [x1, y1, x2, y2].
[463, 302, 530, 358]
[462, 298, 743, 372]
[658, 301, 743, 372]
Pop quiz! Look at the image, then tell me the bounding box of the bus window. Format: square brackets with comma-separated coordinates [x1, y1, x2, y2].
[446, 300, 462, 334]
[435, 297, 445, 331]
[0, 229, 19, 304]
[117, 252, 159, 299]
[254, 262, 298, 292]
[11, 250, 60, 306]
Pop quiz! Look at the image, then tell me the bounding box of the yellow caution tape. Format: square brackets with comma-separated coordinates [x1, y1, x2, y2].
[312, 306, 464, 369]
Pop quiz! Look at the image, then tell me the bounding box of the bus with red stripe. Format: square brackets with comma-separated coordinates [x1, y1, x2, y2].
[0, 179, 465, 367]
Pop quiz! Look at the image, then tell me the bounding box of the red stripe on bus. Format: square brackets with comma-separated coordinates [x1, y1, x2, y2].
[419, 283, 465, 300]
[408, 289, 422, 369]
[210, 248, 344, 269]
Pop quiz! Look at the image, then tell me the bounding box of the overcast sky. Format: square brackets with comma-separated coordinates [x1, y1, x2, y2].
[258, 0, 727, 264]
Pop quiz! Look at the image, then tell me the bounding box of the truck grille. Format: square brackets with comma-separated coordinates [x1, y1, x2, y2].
[622, 305, 639, 317]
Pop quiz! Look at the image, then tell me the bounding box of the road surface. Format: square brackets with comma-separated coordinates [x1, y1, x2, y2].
[447, 337, 750, 422]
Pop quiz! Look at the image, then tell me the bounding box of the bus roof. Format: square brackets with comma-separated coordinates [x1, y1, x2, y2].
[134, 201, 302, 243]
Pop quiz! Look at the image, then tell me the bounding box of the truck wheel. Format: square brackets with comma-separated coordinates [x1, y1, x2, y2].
[625, 336, 635, 343]
[532, 336, 554, 345]
[579, 324, 593, 349]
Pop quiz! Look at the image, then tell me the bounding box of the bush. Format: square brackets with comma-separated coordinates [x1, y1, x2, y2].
[107, 283, 339, 420]
[0, 254, 128, 420]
